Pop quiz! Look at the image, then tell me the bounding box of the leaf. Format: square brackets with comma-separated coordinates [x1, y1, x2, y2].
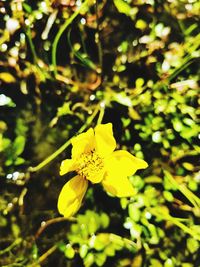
[186, 237, 199, 253]
[128, 204, 141, 222]
[128, 107, 141, 120]
[172, 118, 183, 132]
[182, 162, 194, 171]
[144, 175, 162, 183]
[80, 244, 88, 258]
[113, 0, 132, 15]
[64, 244, 75, 259]
[22, 3, 32, 13]
[95, 253, 107, 266]
[14, 157, 25, 165]
[57, 102, 72, 117]
[13, 136, 26, 157]
[84, 253, 95, 267]
[113, 92, 132, 107]
[100, 213, 110, 229]
[0, 72, 16, 83]
[0, 94, 15, 107]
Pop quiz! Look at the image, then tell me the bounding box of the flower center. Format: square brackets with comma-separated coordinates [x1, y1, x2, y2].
[77, 150, 104, 183]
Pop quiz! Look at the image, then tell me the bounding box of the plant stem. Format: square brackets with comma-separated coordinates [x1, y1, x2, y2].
[0, 238, 22, 256]
[25, 26, 38, 65]
[150, 208, 200, 241]
[52, 0, 90, 76]
[35, 217, 76, 240]
[29, 105, 99, 172]
[164, 170, 200, 209]
[27, 245, 57, 267]
[95, 0, 103, 73]
[97, 102, 105, 124]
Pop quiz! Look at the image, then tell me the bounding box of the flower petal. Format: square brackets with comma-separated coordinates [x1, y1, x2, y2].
[86, 168, 105, 184]
[60, 159, 75, 176]
[102, 172, 136, 197]
[107, 150, 148, 177]
[71, 128, 95, 159]
[95, 123, 116, 157]
[101, 150, 148, 197]
[57, 175, 88, 218]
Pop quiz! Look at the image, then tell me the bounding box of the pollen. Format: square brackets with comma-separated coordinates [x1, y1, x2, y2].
[77, 150, 104, 183]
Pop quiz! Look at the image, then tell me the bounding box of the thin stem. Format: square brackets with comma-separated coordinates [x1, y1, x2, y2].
[97, 102, 105, 124]
[168, 33, 200, 81]
[164, 170, 200, 209]
[150, 208, 200, 241]
[0, 238, 22, 256]
[51, 0, 90, 76]
[29, 106, 99, 172]
[95, 0, 103, 73]
[35, 217, 76, 240]
[28, 245, 57, 267]
[168, 57, 194, 82]
[25, 26, 38, 65]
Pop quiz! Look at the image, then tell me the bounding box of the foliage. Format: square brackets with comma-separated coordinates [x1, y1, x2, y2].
[0, 0, 199, 266]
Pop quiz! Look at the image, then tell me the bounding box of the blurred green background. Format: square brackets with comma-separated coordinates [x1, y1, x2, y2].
[0, 0, 199, 266]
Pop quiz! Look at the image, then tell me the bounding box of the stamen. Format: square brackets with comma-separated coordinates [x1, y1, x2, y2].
[77, 150, 104, 180]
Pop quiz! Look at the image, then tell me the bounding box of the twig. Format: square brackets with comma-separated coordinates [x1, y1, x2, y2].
[29, 105, 99, 172]
[34, 217, 76, 240]
[52, 0, 90, 76]
[27, 245, 57, 267]
[0, 238, 22, 256]
[95, 0, 103, 74]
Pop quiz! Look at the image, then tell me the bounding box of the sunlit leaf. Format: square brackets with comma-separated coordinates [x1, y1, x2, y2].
[64, 244, 75, 259]
[113, 0, 132, 15]
[0, 72, 16, 83]
[13, 136, 26, 157]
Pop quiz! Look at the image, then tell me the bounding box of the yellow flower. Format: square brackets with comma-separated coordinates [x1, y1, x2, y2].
[57, 123, 148, 218]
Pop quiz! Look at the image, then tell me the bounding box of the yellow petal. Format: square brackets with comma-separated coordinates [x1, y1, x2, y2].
[86, 168, 105, 184]
[102, 172, 136, 197]
[60, 159, 75, 176]
[95, 123, 116, 157]
[101, 150, 148, 197]
[71, 128, 95, 159]
[106, 150, 148, 177]
[57, 175, 88, 218]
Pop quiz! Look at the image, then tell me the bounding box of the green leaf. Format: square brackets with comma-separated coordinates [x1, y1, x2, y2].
[32, 244, 39, 260]
[80, 244, 88, 259]
[14, 157, 25, 166]
[172, 118, 183, 132]
[57, 102, 72, 117]
[128, 204, 141, 222]
[95, 253, 107, 266]
[84, 253, 95, 267]
[180, 126, 198, 139]
[100, 213, 110, 229]
[187, 238, 199, 253]
[64, 244, 75, 259]
[152, 131, 162, 143]
[23, 3, 32, 13]
[163, 191, 174, 202]
[93, 234, 108, 251]
[113, 0, 132, 15]
[164, 258, 174, 267]
[13, 136, 26, 156]
[113, 92, 132, 107]
[5, 158, 13, 166]
[150, 259, 163, 267]
[104, 244, 115, 256]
